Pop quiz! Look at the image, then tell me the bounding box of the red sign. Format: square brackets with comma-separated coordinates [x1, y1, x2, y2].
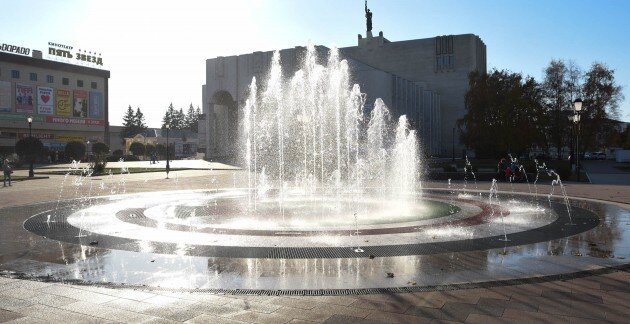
[46, 116, 104, 126]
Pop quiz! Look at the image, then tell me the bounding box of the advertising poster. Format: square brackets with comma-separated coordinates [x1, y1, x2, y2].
[88, 91, 103, 119]
[37, 86, 54, 115]
[15, 83, 34, 113]
[73, 90, 87, 118]
[56, 89, 71, 116]
[0, 81, 11, 113]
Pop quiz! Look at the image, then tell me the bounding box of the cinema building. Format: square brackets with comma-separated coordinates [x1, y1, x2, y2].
[0, 49, 109, 159]
[202, 31, 486, 161]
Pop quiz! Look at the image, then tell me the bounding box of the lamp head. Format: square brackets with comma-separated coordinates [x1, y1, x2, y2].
[165, 124, 170, 129]
[27, 116, 33, 123]
[573, 98, 583, 111]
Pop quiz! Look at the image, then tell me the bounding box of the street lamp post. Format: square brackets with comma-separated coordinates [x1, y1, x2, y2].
[27, 116, 34, 178]
[573, 99, 583, 182]
[165, 124, 170, 179]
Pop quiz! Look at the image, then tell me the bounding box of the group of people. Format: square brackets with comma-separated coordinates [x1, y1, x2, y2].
[2, 158, 12, 187]
[497, 157, 524, 182]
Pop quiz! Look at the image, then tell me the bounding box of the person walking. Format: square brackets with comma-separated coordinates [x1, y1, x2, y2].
[3, 159, 12, 187]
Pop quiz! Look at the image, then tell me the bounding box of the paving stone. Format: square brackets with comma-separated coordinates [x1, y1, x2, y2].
[273, 306, 336, 322]
[60, 301, 118, 319]
[0, 309, 23, 323]
[310, 303, 371, 319]
[143, 295, 197, 308]
[366, 310, 432, 324]
[289, 295, 357, 307]
[187, 302, 249, 318]
[0, 288, 39, 300]
[465, 313, 512, 324]
[38, 284, 118, 304]
[405, 305, 467, 322]
[349, 299, 412, 314]
[142, 305, 203, 322]
[323, 314, 384, 324]
[0, 296, 34, 311]
[501, 308, 569, 323]
[103, 298, 156, 313]
[541, 290, 603, 303]
[538, 299, 607, 319]
[3, 316, 47, 324]
[442, 302, 504, 320]
[185, 314, 246, 324]
[14, 304, 105, 323]
[226, 299, 283, 314]
[391, 293, 445, 308]
[477, 297, 537, 312]
[230, 310, 293, 324]
[287, 319, 319, 324]
[267, 296, 319, 310]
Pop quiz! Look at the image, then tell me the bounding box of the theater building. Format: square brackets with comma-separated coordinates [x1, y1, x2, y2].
[0, 48, 109, 159]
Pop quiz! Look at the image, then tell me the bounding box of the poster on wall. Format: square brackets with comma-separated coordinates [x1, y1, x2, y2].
[37, 87, 54, 115]
[88, 91, 103, 119]
[73, 90, 87, 118]
[55, 89, 71, 116]
[0, 81, 11, 112]
[15, 83, 34, 114]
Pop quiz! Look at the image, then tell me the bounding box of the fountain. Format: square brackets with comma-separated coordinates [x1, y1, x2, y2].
[1, 44, 627, 294]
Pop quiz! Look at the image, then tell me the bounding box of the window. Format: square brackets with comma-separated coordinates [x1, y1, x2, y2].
[91, 81, 97, 89]
[30, 73, 37, 81]
[46, 75, 54, 83]
[62, 77, 69, 85]
[77, 80, 83, 87]
[11, 70, 20, 79]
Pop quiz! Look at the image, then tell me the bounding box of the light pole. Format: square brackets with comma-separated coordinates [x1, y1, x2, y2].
[27, 116, 34, 178]
[572, 98, 583, 182]
[165, 124, 170, 179]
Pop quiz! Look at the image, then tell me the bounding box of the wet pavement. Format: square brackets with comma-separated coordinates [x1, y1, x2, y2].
[0, 168, 629, 323]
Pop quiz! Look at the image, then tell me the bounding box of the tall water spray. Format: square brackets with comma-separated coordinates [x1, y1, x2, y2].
[241, 44, 421, 204]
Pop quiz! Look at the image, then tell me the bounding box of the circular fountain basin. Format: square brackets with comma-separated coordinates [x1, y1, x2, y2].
[0, 189, 628, 293]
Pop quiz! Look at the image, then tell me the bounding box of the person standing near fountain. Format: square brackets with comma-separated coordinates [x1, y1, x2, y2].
[3, 159, 12, 187]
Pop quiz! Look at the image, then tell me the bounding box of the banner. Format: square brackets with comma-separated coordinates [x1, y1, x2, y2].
[0, 113, 44, 122]
[46, 116, 104, 126]
[37, 87, 54, 115]
[56, 89, 71, 116]
[73, 90, 87, 118]
[0, 81, 11, 113]
[15, 83, 34, 114]
[88, 91, 103, 119]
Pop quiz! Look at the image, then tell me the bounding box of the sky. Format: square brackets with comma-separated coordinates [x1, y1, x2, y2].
[1, 0, 629, 126]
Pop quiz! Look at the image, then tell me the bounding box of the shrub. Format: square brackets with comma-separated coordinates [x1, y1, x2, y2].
[91, 142, 109, 156]
[129, 142, 145, 157]
[65, 141, 86, 161]
[15, 137, 45, 164]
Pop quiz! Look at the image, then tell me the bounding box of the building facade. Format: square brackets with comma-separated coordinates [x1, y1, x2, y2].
[0, 50, 110, 159]
[202, 32, 485, 161]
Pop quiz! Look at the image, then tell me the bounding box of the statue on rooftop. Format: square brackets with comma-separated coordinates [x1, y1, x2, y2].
[365, 0, 373, 32]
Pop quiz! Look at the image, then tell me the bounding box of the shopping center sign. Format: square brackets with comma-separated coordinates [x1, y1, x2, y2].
[46, 116, 104, 126]
[0, 42, 31, 56]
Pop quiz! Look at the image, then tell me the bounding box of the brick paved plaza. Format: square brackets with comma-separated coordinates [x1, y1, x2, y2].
[1, 166, 628, 323]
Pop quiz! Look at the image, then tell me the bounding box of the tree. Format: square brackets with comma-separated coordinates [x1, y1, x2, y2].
[155, 143, 166, 158]
[129, 142, 146, 157]
[541, 59, 570, 159]
[458, 69, 547, 158]
[15, 137, 45, 164]
[580, 63, 624, 150]
[65, 141, 86, 161]
[162, 103, 176, 129]
[185, 103, 198, 132]
[121, 106, 148, 141]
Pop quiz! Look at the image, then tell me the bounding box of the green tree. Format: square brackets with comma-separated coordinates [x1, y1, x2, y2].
[162, 103, 177, 129]
[64, 141, 86, 161]
[155, 143, 166, 158]
[185, 103, 199, 132]
[458, 69, 547, 158]
[15, 137, 45, 165]
[121, 106, 148, 141]
[541, 59, 571, 159]
[129, 142, 146, 157]
[580, 63, 624, 150]
[145, 143, 156, 156]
